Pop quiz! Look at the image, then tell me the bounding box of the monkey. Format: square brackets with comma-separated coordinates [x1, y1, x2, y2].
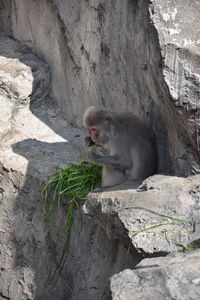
[83, 106, 157, 187]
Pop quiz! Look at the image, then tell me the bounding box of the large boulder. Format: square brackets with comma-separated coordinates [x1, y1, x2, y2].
[85, 174, 200, 254]
[111, 250, 200, 300]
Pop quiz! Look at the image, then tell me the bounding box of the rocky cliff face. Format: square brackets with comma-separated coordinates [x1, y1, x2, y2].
[0, 0, 199, 174]
[0, 0, 199, 299]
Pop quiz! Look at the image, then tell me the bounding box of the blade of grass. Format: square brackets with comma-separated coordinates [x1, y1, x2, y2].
[43, 162, 102, 285]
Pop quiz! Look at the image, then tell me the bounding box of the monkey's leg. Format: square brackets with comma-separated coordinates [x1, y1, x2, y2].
[87, 150, 129, 170]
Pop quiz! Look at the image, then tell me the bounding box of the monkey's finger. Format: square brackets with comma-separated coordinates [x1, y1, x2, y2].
[85, 136, 95, 147]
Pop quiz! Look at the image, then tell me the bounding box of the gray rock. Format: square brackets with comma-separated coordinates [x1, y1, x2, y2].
[0, 35, 85, 300]
[0, 34, 138, 300]
[85, 175, 200, 254]
[0, 34, 85, 180]
[150, 0, 200, 175]
[0, 0, 199, 175]
[111, 250, 200, 300]
[0, 1, 199, 299]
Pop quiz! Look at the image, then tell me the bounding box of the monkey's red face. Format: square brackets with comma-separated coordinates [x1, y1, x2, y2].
[90, 127, 99, 143]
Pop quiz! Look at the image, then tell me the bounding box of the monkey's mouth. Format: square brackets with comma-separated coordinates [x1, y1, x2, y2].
[90, 127, 99, 142]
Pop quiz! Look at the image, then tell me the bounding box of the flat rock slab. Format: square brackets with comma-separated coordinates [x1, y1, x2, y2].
[111, 250, 200, 300]
[85, 175, 200, 254]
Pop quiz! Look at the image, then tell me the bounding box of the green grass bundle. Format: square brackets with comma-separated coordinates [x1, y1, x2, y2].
[42, 162, 102, 284]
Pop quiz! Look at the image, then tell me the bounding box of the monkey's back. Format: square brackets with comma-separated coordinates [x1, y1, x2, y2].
[111, 112, 157, 179]
[113, 112, 154, 144]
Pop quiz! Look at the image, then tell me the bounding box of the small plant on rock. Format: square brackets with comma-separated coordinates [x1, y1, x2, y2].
[42, 162, 102, 284]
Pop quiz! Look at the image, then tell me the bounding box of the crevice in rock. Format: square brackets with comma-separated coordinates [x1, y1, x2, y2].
[63, 210, 143, 300]
[0, 292, 10, 300]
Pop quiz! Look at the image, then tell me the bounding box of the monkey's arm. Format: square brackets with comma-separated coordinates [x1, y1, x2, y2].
[87, 149, 129, 170]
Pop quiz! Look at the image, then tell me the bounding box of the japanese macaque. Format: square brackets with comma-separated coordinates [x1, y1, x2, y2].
[83, 106, 156, 187]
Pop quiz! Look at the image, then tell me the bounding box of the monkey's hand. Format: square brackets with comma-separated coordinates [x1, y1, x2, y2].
[85, 136, 96, 147]
[87, 149, 101, 161]
[87, 150, 129, 170]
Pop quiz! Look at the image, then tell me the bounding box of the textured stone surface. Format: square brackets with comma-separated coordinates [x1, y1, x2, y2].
[111, 250, 200, 300]
[0, 35, 140, 300]
[85, 174, 200, 254]
[150, 0, 200, 174]
[0, 167, 140, 300]
[151, 0, 200, 109]
[1, 0, 199, 175]
[0, 1, 199, 299]
[0, 34, 85, 180]
[0, 35, 85, 300]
